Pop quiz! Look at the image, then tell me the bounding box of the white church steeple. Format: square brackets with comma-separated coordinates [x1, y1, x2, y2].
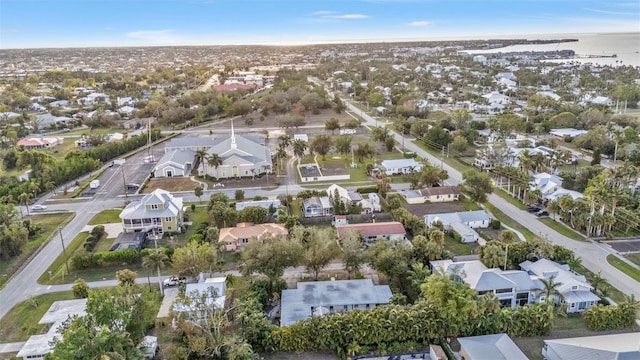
[230, 119, 237, 149]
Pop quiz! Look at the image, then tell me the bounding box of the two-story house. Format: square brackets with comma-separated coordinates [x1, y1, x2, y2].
[119, 189, 184, 236]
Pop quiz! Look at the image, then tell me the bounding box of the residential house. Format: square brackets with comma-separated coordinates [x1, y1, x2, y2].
[336, 221, 407, 245]
[401, 186, 460, 204]
[302, 196, 333, 217]
[16, 299, 88, 360]
[549, 128, 587, 141]
[425, 210, 492, 244]
[17, 137, 63, 150]
[78, 92, 110, 106]
[153, 149, 196, 177]
[367, 193, 382, 212]
[235, 199, 281, 212]
[327, 184, 363, 207]
[431, 260, 539, 308]
[458, 333, 529, 360]
[520, 259, 600, 313]
[35, 113, 72, 129]
[333, 215, 348, 226]
[530, 173, 585, 202]
[173, 277, 227, 316]
[542, 332, 640, 360]
[280, 279, 392, 326]
[116, 96, 137, 107]
[49, 100, 69, 108]
[119, 189, 184, 236]
[379, 158, 423, 176]
[219, 222, 288, 252]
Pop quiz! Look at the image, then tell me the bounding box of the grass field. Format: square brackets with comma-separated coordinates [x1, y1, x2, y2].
[494, 188, 528, 210]
[606, 254, 640, 282]
[443, 234, 478, 256]
[0, 212, 75, 289]
[87, 209, 122, 225]
[626, 253, 640, 267]
[142, 177, 201, 193]
[539, 218, 585, 241]
[0, 291, 74, 342]
[483, 202, 536, 241]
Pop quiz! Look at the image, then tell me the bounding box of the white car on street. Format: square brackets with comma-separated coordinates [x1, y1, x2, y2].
[31, 205, 47, 211]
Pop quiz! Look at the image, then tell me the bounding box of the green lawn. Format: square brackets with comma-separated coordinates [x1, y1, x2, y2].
[175, 206, 210, 243]
[539, 218, 585, 241]
[0, 291, 74, 342]
[494, 188, 527, 210]
[607, 254, 640, 282]
[0, 212, 75, 289]
[40, 231, 91, 284]
[88, 209, 123, 225]
[483, 203, 536, 241]
[412, 140, 475, 174]
[443, 235, 478, 256]
[625, 253, 640, 267]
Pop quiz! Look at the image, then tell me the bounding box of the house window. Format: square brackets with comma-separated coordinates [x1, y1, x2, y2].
[167, 226, 172, 231]
[495, 288, 512, 294]
[343, 305, 348, 311]
[310, 306, 315, 314]
[571, 303, 576, 308]
[151, 204, 158, 210]
[365, 304, 370, 309]
[242, 238, 249, 244]
[165, 217, 172, 222]
[329, 306, 334, 312]
[572, 285, 578, 290]
[353, 305, 359, 309]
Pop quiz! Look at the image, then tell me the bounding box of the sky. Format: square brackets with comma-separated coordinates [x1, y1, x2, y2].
[0, 0, 639, 49]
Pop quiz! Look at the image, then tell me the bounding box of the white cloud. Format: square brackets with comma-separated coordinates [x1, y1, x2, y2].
[323, 14, 369, 19]
[125, 29, 182, 44]
[407, 21, 431, 27]
[312, 10, 336, 15]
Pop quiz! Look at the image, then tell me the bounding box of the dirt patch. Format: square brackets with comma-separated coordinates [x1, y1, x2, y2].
[213, 175, 276, 190]
[404, 201, 467, 217]
[206, 108, 353, 131]
[142, 177, 201, 193]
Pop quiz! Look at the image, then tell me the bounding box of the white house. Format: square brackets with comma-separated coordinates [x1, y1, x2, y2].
[425, 210, 492, 244]
[173, 277, 227, 315]
[432, 260, 539, 308]
[401, 186, 461, 204]
[335, 221, 407, 245]
[280, 279, 392, 326]
[520, 259, 600, 313]
[302, 196, 333, 217]
[379, 158, 423, 176]
[154, 149, 195, 177]
[459, 334, 528, 360]
[549, 128, 588, 140]
[542, 333, 640, 360]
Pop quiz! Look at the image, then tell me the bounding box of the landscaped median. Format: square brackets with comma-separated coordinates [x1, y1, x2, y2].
[606, 254, 640, 282]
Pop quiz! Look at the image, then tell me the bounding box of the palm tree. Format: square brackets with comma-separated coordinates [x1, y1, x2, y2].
[525, 189, 541, 205]
[45, 181, 56, 195]
[291, 139, 308, 163]
[278, 134, 292, 149]
[142, 248, 171, 293]
[196, 148, 207, 175]
[538, 275, 564, 306]
[207, 153, 223, 177]
[518, 149, 534, 174]
[19, 192, 30, 216]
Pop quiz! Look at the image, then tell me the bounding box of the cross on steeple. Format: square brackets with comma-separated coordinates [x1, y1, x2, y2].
[230, 119, 237, 149]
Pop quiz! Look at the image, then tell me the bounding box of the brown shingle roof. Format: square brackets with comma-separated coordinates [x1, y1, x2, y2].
[219, 222, 288, 243]
[336, 221, 406, 238]
[419, 186, 460, 197]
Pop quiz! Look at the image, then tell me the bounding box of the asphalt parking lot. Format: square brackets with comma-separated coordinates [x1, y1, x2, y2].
[605, 239, 640, 253]
[92, 143, 166, 201]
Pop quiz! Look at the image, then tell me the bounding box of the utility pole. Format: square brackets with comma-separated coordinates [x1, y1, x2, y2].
[59, 227, 69, 275]
[121, 166, 128, 200]
[440, 146, 445, 169]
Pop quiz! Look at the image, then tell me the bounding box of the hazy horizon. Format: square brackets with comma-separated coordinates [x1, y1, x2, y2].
[1, 0, 639, 49]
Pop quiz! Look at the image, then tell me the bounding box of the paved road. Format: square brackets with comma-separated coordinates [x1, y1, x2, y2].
[340, 92, 640, 299]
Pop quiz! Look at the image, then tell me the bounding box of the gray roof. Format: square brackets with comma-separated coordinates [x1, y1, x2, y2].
[302, 196, 332, 210]
[280, 279, 392, 326]
[155, 149, 195, 170]
[119, 189, 183, 220]
[544, 332, 640, 360]
[520, 259, 593, 294]
[110, 232, 146, 251]
[458, 333, 529, 360]
[165, 137, 217, 150]
[207, 135, 270, 164]
[425, 210, 492, 226]
[380, 158, 422, 169]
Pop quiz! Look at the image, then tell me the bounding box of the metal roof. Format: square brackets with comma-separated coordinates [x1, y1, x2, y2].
[458, 333, 529, 360]
[544, 332, 640, 360]
[280, 279, 392, 326]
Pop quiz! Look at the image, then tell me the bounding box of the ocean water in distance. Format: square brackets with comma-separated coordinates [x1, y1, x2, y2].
[462, 33, 640, 67]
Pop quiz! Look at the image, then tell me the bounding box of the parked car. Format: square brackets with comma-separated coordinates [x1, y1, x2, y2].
[535, 210, 549, 217]
[527, 205, 543, 213]
[213, 183, 225, 188]
[31, 204, 47, 211]
[163, 276, 187, 287]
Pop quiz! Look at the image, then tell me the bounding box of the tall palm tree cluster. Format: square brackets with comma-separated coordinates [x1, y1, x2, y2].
[545, 164, 640, 237]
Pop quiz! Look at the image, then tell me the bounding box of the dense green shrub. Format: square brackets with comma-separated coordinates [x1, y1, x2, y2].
[583, 303, 637, 331]
[491, 219, 501, 230]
